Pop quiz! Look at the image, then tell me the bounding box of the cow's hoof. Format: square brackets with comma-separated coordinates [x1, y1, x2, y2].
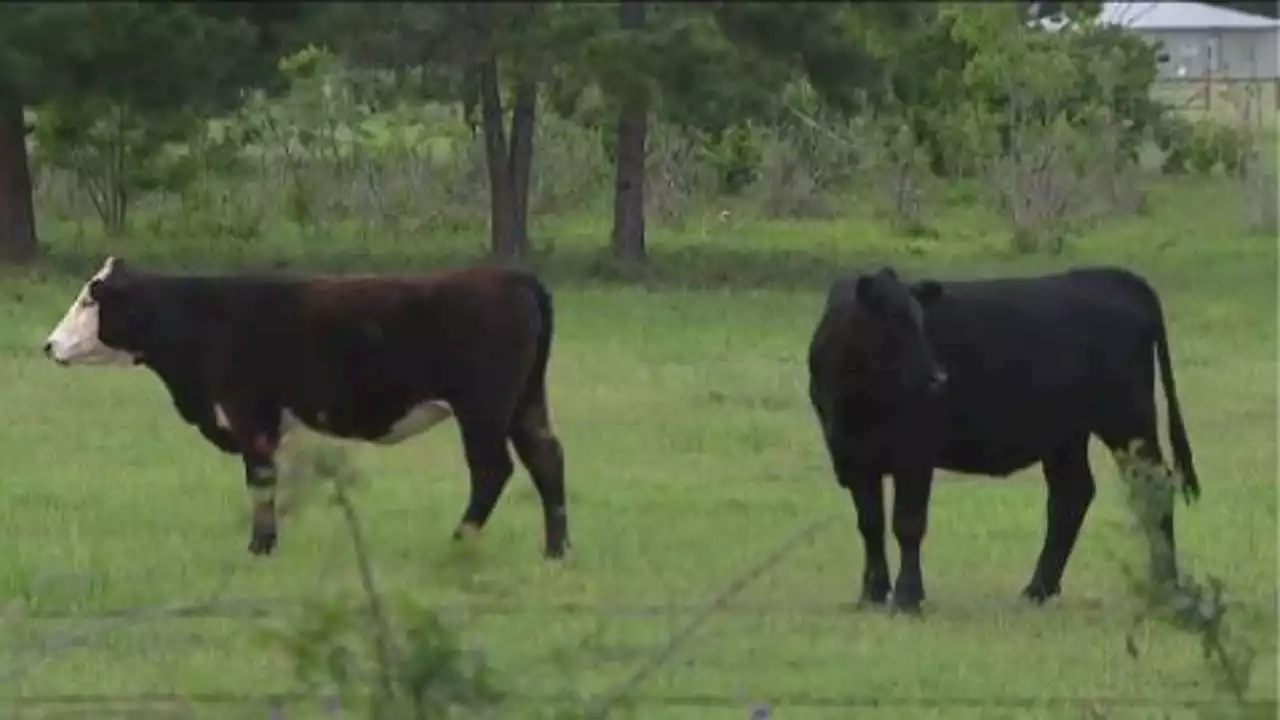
[890, 597, 924, 617]
[543, 531, 570, 560]
[1021, 582, 1059, 604]
[890, 585, 925, 616]
[857, 586, 891, 609]
[248, 529, 277, 556]
[856, 596, 888, 612]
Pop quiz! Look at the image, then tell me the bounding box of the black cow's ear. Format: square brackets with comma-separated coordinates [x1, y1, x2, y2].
[855, 274, 877, 306]
[91, 275, 131, 304]
[88, 279, 112, 303]
[911, 280, 943, 307]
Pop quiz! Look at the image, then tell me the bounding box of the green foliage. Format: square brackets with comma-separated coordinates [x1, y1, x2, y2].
[1156, 113, 1198, 174]
[316, 3, 600, 126]
[265, 438, 505, 719]
[0, 3, 267, 111]
[915, 3, 1167, 253]
[700, 125, 763, 195]
[712, 2, 891, 116]
[220, 45, 485, 239]
[869, 4, 1162, 181]
[1156, 115, 1254, 178]
[2, 2, 298, 237]
[267, 597, 504, 718]
[17, 2, 1271, 262]
[29, 102, 201, 235]
[1112, 443, 1268, 718]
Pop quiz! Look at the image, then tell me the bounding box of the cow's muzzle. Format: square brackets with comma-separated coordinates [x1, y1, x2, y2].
[42, 341, 67, 366]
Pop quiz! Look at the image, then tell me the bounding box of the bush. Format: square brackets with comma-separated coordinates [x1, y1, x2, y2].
[749, 126, 833, 220]
[1155, 112, 1196, 175]
[1156, 115, 1251, 178]
[701, 124, 763, 196]
[266, 438, 506, 719]
[1112, 444, 1269, 719]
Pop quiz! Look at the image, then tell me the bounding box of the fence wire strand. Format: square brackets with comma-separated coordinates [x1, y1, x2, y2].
[2, 506, 1275, 717]
[7, 690, 1276, 711]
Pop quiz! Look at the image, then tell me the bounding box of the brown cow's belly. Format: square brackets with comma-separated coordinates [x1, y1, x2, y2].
[281, 399, 454, 445]
[289, 397, 455, 443]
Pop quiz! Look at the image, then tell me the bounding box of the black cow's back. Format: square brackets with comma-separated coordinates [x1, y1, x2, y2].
[922, 267, 1162, 476]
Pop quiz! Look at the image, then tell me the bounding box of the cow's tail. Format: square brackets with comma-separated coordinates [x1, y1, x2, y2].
[515, 272, 555, 416]
[1149, 285, 1200, 505]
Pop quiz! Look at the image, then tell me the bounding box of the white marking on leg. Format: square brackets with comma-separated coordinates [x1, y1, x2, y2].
[374, 401, 454, 445]
[248, 486, 277, 505]
[43, 256, 136, 366]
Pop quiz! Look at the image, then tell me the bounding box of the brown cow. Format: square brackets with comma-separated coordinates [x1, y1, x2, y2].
[43, 257, 569, 559]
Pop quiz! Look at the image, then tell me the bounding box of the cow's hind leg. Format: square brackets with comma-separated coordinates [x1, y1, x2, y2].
[1023, 439, 1096, 603]
[1095, 378, 1180, 589]
[452, 410, 516, 545]
[509, 396, 569, 559]
[1101, 429, 1180, 590]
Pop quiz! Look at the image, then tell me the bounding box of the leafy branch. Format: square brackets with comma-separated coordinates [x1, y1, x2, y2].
[1111, 442, 1269, 719]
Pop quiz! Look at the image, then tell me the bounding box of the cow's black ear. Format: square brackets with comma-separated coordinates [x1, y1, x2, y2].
[92, 274, 133, 304]
[89, 278, 118, 303]
[911, 280, 943, 307]
[855, 274, 877, 306]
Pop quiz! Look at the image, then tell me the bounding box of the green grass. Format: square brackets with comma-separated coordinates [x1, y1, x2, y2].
[0, 176, 1275, 719]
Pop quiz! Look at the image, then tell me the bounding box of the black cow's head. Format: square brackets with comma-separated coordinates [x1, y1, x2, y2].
[851, 267, 948, 397]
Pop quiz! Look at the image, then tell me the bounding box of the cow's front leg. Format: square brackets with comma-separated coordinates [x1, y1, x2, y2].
[244, 449, 279, 556]
[848, 475, 890, 607]
[890, 466, 935, 614]
[215, 400, 282, 556]
[825, 439, 890, 606]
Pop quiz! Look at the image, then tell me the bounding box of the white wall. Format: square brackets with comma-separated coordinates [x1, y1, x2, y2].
[1139, 28, 1279, 81]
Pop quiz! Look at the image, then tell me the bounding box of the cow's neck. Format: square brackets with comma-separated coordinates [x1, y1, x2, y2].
[141, 347, 211, 428]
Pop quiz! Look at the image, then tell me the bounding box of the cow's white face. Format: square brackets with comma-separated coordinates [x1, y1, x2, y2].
[43, 256, 136, 367]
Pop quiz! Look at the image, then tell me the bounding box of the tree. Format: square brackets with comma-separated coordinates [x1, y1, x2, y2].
[565, 3, 817, 261]
[0, 2, 308, 252]
[609, 0, 649, 266]
[0, 81, 34, 262]
[319, 3, 594, 261]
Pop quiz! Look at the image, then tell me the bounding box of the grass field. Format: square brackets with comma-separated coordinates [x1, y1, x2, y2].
[0, 175, 1275, 719]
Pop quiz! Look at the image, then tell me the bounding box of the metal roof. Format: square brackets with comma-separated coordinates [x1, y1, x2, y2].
[1039, 2, 1280, 32]
[1103, 2, 1280, 30]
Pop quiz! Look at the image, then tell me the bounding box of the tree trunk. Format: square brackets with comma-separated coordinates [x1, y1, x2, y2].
[611, 0, 648, 266]
[0, 98, 38, 263]
[478, 54, 535, 262]
[478, 56, 518, 260]
[507, 78, 536, 260]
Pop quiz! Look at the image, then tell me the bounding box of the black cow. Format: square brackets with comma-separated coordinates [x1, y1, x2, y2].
[807, 265, 1199, 613]
[43, 257, 569, 560]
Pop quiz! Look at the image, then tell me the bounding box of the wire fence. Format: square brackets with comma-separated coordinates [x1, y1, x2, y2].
[9, 690, 1278, 712]
[2, 511, 1276, 719]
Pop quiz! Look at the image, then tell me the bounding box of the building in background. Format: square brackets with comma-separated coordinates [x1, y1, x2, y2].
[1039, 1, 1280, 81]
